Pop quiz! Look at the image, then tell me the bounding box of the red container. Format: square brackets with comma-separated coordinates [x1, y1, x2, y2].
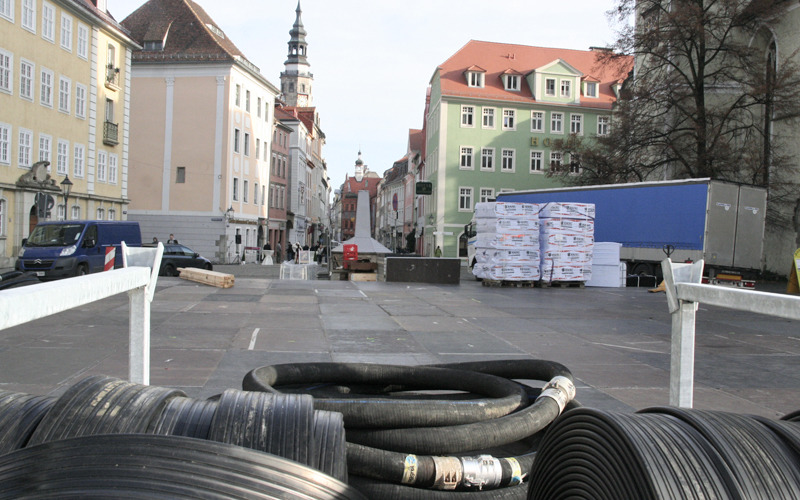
[343, 244, 358, 262]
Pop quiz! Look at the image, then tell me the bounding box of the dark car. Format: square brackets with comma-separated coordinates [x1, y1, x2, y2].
[159, 244, 212, 276]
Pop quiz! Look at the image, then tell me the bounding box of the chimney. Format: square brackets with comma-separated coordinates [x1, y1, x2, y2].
[92, 0, 107, 13]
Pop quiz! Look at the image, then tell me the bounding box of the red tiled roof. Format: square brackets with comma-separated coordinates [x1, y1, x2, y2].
[121, 0, 246, 63]
[436, 40, 632, 109]
[408, 129, 424, 154]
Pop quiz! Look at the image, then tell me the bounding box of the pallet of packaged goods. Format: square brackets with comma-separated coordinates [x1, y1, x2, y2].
[178, 268, 235, 288]
[481, 279, 536, 288]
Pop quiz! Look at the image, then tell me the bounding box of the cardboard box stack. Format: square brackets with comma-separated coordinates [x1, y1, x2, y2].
[586, 242, 626, 287]
[538, 203, 595, 284]
[472, 202, 540, 282]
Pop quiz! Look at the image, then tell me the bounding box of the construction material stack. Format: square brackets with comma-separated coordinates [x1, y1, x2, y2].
[472, 202, 540, 283]
[538, 203, 595, 285]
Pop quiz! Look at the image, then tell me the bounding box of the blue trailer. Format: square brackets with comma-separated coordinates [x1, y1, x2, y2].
[495, 179, 767, 280]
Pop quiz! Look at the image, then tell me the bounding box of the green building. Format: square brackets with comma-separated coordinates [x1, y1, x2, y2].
[422, 40, 631, 258]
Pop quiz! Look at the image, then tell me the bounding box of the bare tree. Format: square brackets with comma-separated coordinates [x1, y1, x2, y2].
[553, 0, 800, 227]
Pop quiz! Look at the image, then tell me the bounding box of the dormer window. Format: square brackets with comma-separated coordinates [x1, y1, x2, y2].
[465, 66, 486, 88]
[585, 81, 598, 97]
[503, 74, 520, 91]
[560, 80, 571, 98]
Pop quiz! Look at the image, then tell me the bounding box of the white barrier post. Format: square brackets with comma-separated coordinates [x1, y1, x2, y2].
[122, 242, 163, 385]
[662, 258, 704, 408]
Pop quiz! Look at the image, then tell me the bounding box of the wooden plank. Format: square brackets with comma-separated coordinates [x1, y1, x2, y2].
[178, 268, 234, 288]
[349, 272, 377, 282]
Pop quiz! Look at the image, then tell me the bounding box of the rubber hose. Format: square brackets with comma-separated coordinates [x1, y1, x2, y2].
[243, 362, 529, 428]
[349, 474, 530, 499]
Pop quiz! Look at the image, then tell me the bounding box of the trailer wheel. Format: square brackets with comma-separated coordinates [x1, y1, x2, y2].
[631, 262, 653, 276]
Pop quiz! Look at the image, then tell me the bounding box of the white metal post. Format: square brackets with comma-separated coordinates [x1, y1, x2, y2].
[128, 286, 150, 385]
[670, 300, 697, 407]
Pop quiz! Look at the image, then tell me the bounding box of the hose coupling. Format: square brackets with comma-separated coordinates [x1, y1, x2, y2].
[536, 375, 576, 413]
[459, 455, 502, 490]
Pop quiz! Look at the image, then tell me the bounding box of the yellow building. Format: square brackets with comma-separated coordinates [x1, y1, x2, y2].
[0, 0, 139, 269]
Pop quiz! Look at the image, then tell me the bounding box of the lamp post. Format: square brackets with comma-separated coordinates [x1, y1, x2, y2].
[60, 175, 73, 220]
[225, 206, 234, 263]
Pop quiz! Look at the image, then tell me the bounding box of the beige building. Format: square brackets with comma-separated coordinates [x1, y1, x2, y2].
[0, 0, 139, 269]
[121, 0, 279, 263]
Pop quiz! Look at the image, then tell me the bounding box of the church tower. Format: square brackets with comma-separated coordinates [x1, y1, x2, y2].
[280, 1, 312, 107]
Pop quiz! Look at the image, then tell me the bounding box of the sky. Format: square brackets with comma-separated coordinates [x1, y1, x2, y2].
[109, 0, 624, 194]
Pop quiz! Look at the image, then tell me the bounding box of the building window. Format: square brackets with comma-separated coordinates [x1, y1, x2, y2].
[235, 84, 240, 107]
[0, 0, 12, 21]
[255, 138, 260, 158]
[56, 139, 68, 174]
[570, 114, 583, 135]
[75, 83, 86, 118]
[550, 151, 563, 171]
[0, 123, 10, 165]
[58, 76, 70, 113]
[501, 149, 515, 172]
[504, 74, 520, 91]
[77, 24, 88, 59]
[40, 68, 53, 107]
[61, 13, 72, 51]
[530, 150, 543, 173]
[585, 81, 597, 97]
[22, 0, 35, 32]
[176, 166, 185, 183]
[459, 187, 473, 212]
[467, 71, 484, 87]
[244, 132, 250, 156]
[461, 105, 474, 127]
[38, 134, 51, 164]
[551, 112, 563, 133]
[482, 107, 495, 129]
[234, 128, 240, 153]
[502, 109, 515, 130]
[108, 209, 115, 220]
[41, 2, 54, 41]
[545, 78, 556, 96]
[460, 146, 473, 169]
[20, 60, 33, 100]
[96, 208, 104, 220]
[97, 150, 107, 182]
[233, 177, 239, 201]
[569, 153, 582, 174]
[57, 203, 65, 220]
[70, 205, 80, 220]
[0, 50, 11, 94]
[261, 185, 265, 206]
[243, 179, 249, 203]
[480, 187, 494, 203]
[481, 148, 494, 171]
[73, 143, 84, 177]
[560, 79, 571, 98]
[257, 97, 261, 117]
[245, 90, 250, 111]
[253, 182, 258, 204]
[108, 153, 117, 184]
[597, 116, 610, 136]
[531, 111, 544, 132]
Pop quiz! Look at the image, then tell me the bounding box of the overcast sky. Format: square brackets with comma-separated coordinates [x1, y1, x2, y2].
[110, 0, 623, 195]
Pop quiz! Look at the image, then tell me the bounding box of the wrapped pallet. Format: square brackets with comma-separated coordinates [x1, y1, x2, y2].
[472, 202, 540, 282]
[539, 202, 595, 284]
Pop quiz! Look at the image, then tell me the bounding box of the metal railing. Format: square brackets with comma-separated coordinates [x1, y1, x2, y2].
[662, 258, 800, 407]
[103, 121, 119, 145]
[0, 243, 163, 385]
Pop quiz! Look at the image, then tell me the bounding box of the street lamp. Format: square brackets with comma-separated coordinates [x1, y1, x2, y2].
[60, 175, 73, 220]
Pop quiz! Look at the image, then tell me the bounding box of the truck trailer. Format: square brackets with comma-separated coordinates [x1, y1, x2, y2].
[492, 179, 767, 284]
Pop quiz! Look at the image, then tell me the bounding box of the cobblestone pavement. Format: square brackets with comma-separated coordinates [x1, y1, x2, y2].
[1, 262, 798, 418]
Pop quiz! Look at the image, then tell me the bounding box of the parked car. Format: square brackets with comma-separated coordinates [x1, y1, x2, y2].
[159, 244, 212, 276]
[16, 220, 141, 280]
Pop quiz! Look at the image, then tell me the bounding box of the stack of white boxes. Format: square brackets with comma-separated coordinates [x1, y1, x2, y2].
[538, 202, 595, 284]
[586, 242, 626, 287]
[472, 202, 540, 282]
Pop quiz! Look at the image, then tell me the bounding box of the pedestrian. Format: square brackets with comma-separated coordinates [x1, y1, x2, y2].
[434, 246, 442, 257]
[152, 237, 158, 244]
[276, 242, 282, 262]
[167, 233, 178, 244]
[295, 242, 301, 264]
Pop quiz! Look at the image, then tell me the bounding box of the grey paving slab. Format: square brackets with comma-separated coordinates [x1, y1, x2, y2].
[319, 302, 384, 316]
[409, 331, 525, 356]
[322, 314, 401, 331]
[326, 329, 429, 354]
[392, 316, 483, 333]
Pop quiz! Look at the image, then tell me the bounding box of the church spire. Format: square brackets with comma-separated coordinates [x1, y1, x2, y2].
[280, 1, 313, 107]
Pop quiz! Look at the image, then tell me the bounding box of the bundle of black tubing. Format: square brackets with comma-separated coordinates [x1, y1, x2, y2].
[0, 375, 355, 495]
[527, 406, 800, 500]
[242, 359, 577, 498]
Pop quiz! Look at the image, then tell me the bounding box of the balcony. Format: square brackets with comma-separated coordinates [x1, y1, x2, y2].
[105, 65, 120, 91]
[103, 121, 119, 146]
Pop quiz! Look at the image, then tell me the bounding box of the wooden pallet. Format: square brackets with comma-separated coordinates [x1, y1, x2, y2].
[538, 280, 585, 289]
[349, 272, 377, 282]
[481, 279, 536, 288]
[178, 268, 235, 288]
